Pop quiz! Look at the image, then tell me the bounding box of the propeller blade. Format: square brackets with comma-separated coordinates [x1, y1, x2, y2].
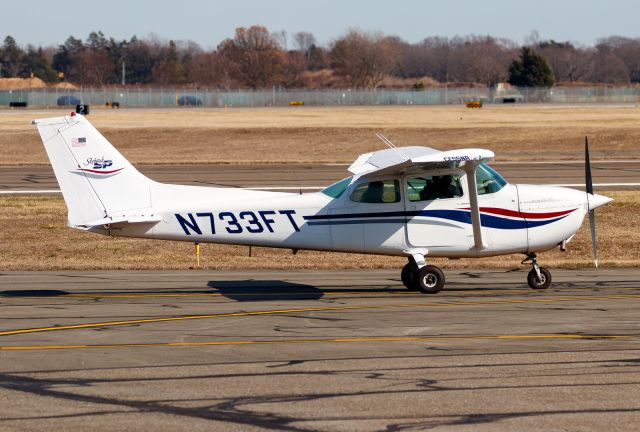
[585, 136, 593, 195]
[585, 136, 598, 267]
[589, 209, 598, 268]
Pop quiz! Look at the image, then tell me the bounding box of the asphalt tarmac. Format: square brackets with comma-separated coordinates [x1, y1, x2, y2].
[1, 160, 640, 193]
[1, 268, 640, 431]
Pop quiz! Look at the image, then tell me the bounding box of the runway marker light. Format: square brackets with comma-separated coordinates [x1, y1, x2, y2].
[195, 242, 200, 267]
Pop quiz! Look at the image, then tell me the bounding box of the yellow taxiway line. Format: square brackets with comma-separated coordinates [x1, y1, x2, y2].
[1, 294, 640, 338]
[0, 333, 632, 351]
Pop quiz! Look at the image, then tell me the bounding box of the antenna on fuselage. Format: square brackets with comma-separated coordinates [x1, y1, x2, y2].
[376, 133, 409, 161]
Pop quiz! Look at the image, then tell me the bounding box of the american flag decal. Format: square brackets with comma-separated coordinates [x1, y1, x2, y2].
[71, 137, 86, 147]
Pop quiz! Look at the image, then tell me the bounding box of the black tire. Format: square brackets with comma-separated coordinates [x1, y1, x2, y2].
[401, 263, 419, 290]
[415, 265, 445, 294]
[527, 267, 552, 289]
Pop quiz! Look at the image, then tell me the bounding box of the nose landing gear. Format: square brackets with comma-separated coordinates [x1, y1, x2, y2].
[522, 253, 552, 289]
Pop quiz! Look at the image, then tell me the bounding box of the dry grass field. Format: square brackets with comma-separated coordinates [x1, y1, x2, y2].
[0, 192, 636, 271]
[1, 105, 640, 165]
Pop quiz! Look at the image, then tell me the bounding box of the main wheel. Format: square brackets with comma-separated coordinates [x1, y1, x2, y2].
[401, 263, 418, 290]
[415, 265, 445, 294]
[527, 267, 552, 289]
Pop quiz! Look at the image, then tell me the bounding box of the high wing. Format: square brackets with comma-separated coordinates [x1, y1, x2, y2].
[348, 146, 495, 177]
[349, 146, 495, 251]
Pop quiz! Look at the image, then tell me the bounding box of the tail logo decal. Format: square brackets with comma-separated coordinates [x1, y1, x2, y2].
[72, 157, 124, 177]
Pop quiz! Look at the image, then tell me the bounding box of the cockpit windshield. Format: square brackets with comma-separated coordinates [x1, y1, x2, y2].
[321, 177, 351, 198]
[476, 163, 507, 195]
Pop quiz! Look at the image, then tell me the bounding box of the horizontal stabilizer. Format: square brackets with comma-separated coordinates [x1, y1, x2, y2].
[76, 214, 162, 230]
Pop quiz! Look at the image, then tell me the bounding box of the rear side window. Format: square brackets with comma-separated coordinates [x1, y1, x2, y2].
[407, 174, 463, 201]
[350, 180, 400, 203]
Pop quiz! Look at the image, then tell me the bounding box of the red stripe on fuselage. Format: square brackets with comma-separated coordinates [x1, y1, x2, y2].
[461, 207, 577, 219]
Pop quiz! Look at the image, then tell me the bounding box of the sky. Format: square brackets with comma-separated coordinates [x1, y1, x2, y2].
[2, 0, 639, 49]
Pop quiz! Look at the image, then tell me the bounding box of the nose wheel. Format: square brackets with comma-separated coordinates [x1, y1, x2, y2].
[523, 253, 552, 289]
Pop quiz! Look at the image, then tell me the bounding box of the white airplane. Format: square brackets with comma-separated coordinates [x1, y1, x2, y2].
[34, 113, 612, 294]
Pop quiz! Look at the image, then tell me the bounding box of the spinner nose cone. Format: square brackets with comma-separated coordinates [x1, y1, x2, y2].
[588, 193, 613, 211]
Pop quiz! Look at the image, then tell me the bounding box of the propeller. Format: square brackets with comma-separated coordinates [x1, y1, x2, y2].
[585, 136, 598, 267]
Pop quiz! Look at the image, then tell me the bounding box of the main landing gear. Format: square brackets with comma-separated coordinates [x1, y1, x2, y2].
[401, 257, 445, 294]
[522, 253, 552, 290]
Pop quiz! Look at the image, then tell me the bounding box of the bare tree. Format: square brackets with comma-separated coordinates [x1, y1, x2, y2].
[596, 36, 640, 82]
[292, 32, 316, 53]
[218, 26, 283, 89]
[307, 44, 327, 71]
[455, 36, 514, 85]
[76, 49, 115, 85]
[537, 41, 592, 82]
[421, 37, 453, 82]
[189, 52, 221, 86]
[391, 40, 426, 78]
[280, 51, 308, 88]
[272, 30, 288, 51]
[587, 50, 630, 83]
[330, 30, 397, 88]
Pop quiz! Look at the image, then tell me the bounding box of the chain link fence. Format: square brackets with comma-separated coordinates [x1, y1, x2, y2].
[2, 86, 640, 108]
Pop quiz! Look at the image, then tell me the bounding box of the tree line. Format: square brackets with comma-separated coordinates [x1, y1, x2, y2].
[0, 27, 639, 88]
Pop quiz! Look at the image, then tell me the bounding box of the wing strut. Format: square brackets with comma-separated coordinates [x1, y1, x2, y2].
[464, 161, 486, 250]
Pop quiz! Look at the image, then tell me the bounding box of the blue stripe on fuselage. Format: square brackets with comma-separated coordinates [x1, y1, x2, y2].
[303, 210, 568, 230]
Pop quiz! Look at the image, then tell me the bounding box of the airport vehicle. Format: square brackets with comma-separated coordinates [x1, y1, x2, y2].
[177, 95, 203, 106]
[56, 95, 81, 106]
[33, 114, 612, 294]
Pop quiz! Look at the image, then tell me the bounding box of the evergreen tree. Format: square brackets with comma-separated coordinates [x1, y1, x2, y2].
[52, 36, 84, 79]
[508, 47, 555, 87]
[20, 47, 58, 82]
[0, 35, 24, 77]
[125, 37, 156, 84]
[151, 40, 186, 84]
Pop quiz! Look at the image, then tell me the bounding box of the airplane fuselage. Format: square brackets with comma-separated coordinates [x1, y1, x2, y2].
[105, 174, 591, 259]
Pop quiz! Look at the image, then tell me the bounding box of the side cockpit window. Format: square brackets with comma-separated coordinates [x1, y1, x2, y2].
[407, 174, 463, 202]
[350, 179, 400, 203]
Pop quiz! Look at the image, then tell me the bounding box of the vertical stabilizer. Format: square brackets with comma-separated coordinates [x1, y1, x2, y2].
[33, 114, 153, 227]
